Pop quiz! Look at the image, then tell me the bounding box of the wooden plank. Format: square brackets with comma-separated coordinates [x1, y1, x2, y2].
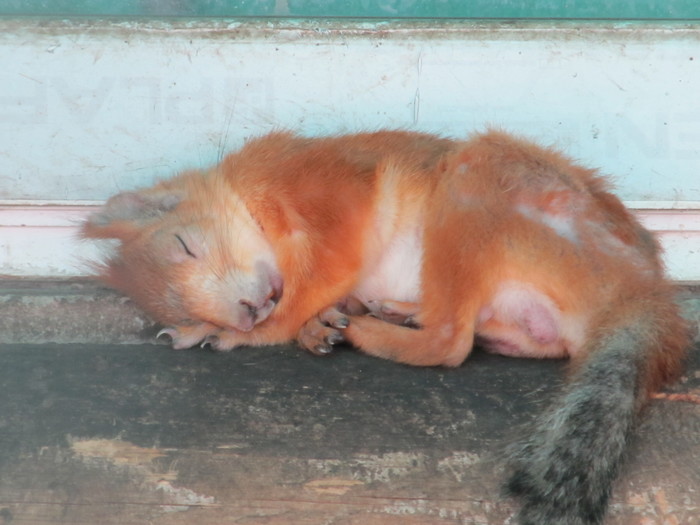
[0, 343, 697, 524]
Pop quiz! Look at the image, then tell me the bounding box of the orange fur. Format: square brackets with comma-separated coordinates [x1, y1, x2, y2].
[84, 129, 690, 524]
[336, 132, 687, 393]
[82, 131, 454, 349]
[82, 130, 688, 389]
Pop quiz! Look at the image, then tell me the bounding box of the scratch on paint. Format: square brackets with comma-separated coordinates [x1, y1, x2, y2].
[413, 50, 423, 125]
[413, 88, 420, 125]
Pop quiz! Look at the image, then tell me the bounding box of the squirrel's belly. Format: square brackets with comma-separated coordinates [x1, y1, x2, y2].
[352, 228, 423, 307]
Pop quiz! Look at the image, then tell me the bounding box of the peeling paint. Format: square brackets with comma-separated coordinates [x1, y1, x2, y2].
[436, 452, 481, 483]
[309, 452, 431, 484]
[155, 480, 217, 512]
[70, 438, 217, 512]
[306, 450, 489, 488]
[303, 477, 365, 495]
[71, 438, 167, 467]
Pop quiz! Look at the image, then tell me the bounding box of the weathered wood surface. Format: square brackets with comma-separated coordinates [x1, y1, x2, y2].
[0, 343, 697, 524]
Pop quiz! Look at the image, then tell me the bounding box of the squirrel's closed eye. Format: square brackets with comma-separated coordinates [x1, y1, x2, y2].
[175, 234, 197, 258]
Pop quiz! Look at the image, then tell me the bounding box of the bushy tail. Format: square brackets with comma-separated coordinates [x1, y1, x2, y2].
[505, 295, 688, 524]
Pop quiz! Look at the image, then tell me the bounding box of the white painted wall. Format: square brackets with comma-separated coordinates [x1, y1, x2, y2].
[0, 19, 698, 279]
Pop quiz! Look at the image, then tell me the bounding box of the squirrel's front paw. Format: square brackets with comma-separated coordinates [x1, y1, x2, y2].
[297, 307, 349, 356]
[202, 330, 245, 352]
[156, 323, 219, 349]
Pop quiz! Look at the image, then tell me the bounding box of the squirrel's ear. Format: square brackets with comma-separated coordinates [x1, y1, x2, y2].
[81, 189, 183, 240]
[245, 194, 306, 241]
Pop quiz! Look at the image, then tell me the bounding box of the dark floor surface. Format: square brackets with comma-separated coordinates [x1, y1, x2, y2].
[0, 342, 698, 524]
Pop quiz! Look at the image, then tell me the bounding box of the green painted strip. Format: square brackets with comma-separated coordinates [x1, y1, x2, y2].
[2, 0, 700, 20]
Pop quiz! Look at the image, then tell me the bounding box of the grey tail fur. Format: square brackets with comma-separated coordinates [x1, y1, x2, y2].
[504, 321, 654, 525]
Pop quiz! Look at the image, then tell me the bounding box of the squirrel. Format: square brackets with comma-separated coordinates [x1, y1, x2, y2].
[83, 130, 689, 524]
